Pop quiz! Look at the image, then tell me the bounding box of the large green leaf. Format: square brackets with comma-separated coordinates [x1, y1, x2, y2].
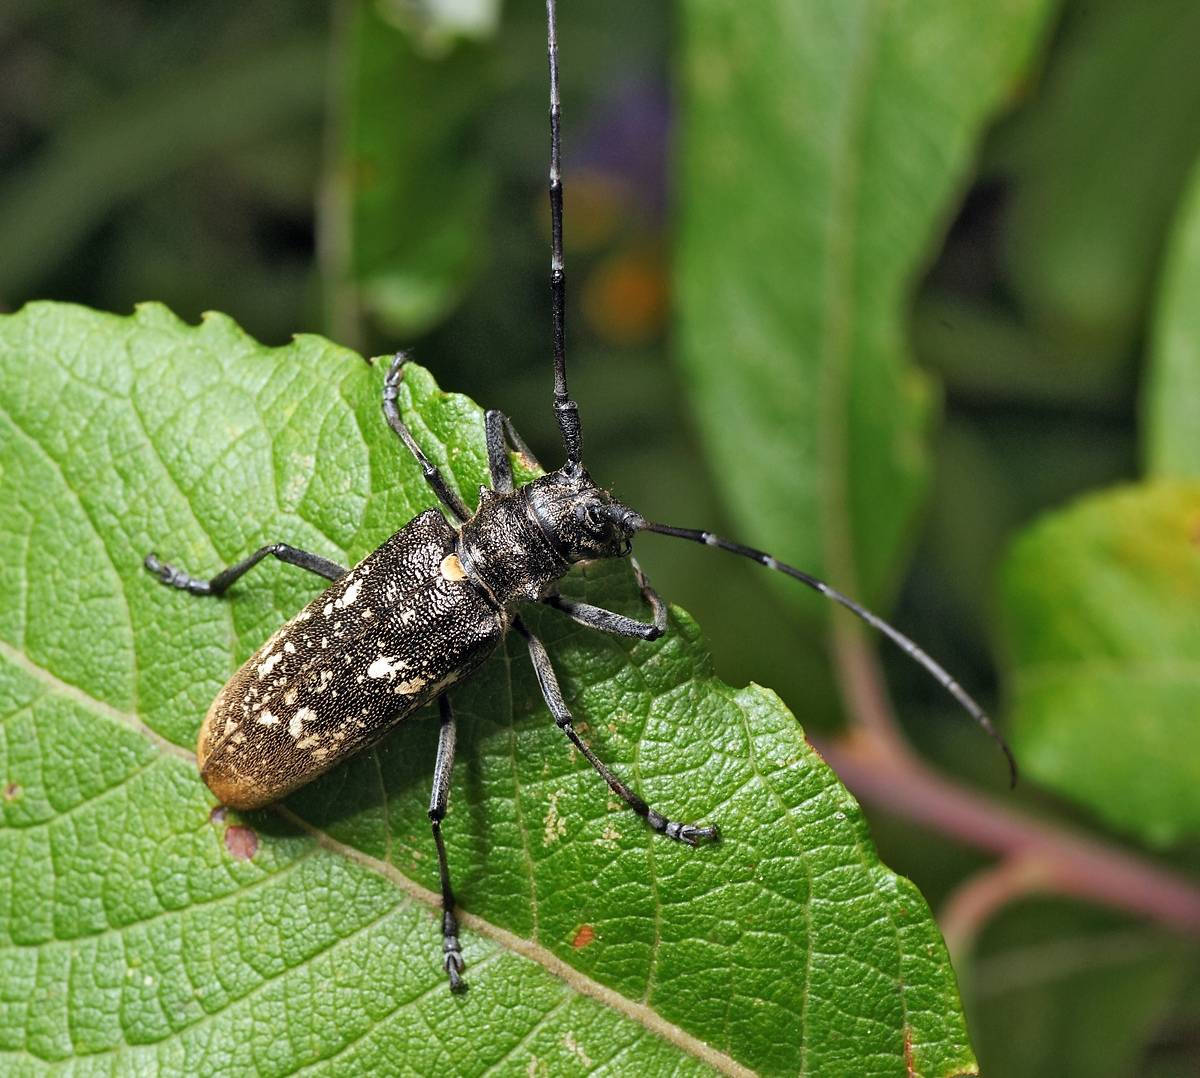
[998, 481, 1200, 846]
[0, 302, 975, 1076]
[322, 2, 496, 343]
[675, 0, 1054, 608]
[1146, 157, 1200, 478]
[995, 0, 1200, 369]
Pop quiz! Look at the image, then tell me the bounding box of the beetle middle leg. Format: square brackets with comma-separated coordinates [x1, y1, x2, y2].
[429, 694, 467, 993]
[144, 543, 346, 595]
[383, 352, 471, 523]
[517, 620, 719, 845]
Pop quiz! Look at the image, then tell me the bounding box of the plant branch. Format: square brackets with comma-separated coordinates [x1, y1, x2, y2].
[938, 855, 1053, 961]
[820, 625, 1200, 937]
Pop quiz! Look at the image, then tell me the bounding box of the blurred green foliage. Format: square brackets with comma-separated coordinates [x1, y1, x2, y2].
[3, 0, 1200, 1073]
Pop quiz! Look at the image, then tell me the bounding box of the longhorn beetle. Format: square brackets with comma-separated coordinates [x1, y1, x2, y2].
[145, 0, 1016, 994]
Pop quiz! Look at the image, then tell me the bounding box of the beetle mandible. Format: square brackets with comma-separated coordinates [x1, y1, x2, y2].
[145, 0, 1015, 994]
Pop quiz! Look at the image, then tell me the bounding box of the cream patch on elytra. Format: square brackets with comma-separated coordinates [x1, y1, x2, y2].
[289, 706, 317, 739]
[440, 553, 467, 582]
[367, 655, 407, 680]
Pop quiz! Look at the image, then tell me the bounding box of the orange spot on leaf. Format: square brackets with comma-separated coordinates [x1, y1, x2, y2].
[3, 783, 20, 801]
[225, 825, 258, 861]
[572, 924, 596, 949]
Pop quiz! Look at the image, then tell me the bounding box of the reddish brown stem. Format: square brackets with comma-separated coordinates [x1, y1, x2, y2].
[822, 628, 1200, 937]
[938, 856, 1053, 960]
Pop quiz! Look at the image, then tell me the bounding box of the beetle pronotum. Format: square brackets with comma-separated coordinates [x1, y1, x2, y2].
[145, 0, 1015, 993]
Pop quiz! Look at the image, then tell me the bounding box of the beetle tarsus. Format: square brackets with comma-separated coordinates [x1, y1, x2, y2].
[443, 915, 467, 994]
[144, 552, 213, 594]
[655, 812, 721, 847]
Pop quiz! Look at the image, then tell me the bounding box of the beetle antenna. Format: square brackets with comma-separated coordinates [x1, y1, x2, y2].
[637, 520, 1018, 787]
[546, 0, 582, 467]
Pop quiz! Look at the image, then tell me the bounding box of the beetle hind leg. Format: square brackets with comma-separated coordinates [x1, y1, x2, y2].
[429, 694, 467, 993]
[144, 542, 345, 596]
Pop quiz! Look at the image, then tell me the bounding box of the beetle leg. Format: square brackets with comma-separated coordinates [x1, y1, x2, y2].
[383, 353, 471, 523]
[543, 596, 662, 640]
[143, 543, 346, 596]
[430, 694, 467, 993]
[484, 409, 543, 495]
[543, 554, 668, 640]
[516, 620, 719, 846]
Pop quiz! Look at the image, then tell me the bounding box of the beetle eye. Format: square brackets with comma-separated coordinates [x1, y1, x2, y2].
[574, 501, 609, 536]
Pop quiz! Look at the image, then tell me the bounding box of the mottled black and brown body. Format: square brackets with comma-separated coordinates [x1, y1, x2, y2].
[198, 467, 633, 809]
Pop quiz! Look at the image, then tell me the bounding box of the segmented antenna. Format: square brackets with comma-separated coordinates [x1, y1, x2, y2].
[546, 0, 582, 465]
[640, 520, 1018, 786]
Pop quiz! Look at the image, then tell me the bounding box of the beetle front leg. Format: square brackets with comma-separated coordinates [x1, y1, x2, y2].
[383, 353, 472, 523]
[484, 408, 543, 494]
[430, 694, 466, 993]
[543, 554, 668, 641]
[516, 620, 719, 845]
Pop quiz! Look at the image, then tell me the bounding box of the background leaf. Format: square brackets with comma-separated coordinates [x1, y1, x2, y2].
[0, 302, 976, 1076]
[998, 481, 1200, 846]
[321, 2, 498, 344]
[993, 0, 1200, 378]
[674, 0, 1054, 611]
[965, 908, 1192, 1078]
[1146, 157, 1200, 478]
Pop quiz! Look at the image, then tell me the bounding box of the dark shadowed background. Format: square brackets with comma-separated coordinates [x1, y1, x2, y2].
[3, 2, 1199, 1074]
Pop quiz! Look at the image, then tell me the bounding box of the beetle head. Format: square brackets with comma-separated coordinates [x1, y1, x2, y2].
[525, 463, 642, 564]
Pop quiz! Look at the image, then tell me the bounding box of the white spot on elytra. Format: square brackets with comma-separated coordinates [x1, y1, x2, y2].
[290, 706, 316, 739]
[257, 711, 280, 726]
[222, 717, 238, 739]
[367, 655, 407, 680]
[257, 651, 282, 679]
[296, 734, 320, 750]
[284, 688, 298, 706]
[392, 676, 427, 695]
[338, 581, 361, 607]
[323, 602, 333, 617]
[283, 641, 296, 654]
